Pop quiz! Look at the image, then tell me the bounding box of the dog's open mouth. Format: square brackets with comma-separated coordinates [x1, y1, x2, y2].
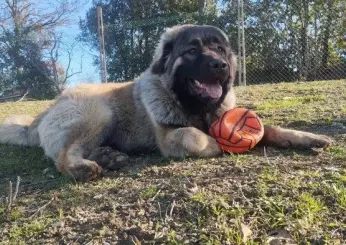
[188, 79, 222, 102]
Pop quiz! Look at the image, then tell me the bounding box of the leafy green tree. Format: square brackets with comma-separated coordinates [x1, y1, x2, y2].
[222, 0, 345, 83]
[80, 0, 345, 84]
[0, 0, 85, 99]
[79, 0, 220, 81]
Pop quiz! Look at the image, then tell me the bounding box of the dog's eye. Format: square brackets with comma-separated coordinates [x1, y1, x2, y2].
[217, 46, 225, 53]
[187, 48, 197, 55]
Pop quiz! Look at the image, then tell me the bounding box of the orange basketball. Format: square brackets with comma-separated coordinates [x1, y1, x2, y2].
[209, 108, 264, 153]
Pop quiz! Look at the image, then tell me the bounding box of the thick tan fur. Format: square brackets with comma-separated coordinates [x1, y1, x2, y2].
[0, 115, 38, 146]
[0, 25, 332, 181]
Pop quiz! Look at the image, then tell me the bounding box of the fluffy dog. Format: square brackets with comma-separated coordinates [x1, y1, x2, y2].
[0, 25, 332, 181]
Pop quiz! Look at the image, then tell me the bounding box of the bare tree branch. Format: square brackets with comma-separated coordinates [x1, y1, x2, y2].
[0, 0, 87, 94]
[46, 32, 83, 92]
[17, 90, 29, 102]
[62, 42, 83, 85]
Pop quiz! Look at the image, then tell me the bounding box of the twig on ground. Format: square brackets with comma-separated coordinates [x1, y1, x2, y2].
[131, 235, 141, 245]
[169, 200, 176, 218]
[150, 189, 161, 202]
[263, 146, 271, 165]
[236, 183, 253, 207]
[157, 201, 163, 222]
[29, 193, 58, 218]
[7, 181, 13, 209]
[13, 176, 21, 201]
[6, 176, 21, 209]
[164, 200, 176, 223]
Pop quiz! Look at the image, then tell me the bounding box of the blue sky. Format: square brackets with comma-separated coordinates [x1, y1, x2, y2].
[56, 1, 100, 87]
[56, 0, 229, 87]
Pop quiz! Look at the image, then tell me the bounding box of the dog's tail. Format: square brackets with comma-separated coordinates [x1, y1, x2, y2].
[0, 115, 41, 146]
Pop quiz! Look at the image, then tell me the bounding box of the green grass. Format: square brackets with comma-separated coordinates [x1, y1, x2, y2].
[139, 186, 158, 199]
[0, 79, 346, 244]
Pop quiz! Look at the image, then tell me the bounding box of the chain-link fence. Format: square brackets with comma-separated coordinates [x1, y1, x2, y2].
[1, 0, 345, 101]
[82, 0, 346, 86]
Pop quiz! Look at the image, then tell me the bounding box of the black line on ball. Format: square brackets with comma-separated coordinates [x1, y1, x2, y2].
[227, 109, 250, 141]
[243, 124, 262, 131]
[217, 141, 250, 149]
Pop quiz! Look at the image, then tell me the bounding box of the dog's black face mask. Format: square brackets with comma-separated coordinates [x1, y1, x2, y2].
[151, 25, 236, 115]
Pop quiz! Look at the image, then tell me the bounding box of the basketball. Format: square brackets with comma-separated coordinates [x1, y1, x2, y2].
[209, 108, 264, 153]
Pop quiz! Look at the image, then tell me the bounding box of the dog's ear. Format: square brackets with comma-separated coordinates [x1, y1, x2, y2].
[151, 41, 174, 75]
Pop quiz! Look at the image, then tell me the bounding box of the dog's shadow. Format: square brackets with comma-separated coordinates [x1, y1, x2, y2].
[101, 152, 183, 179]
[1, 118, 342, 196]
[0, 146, 184, 197]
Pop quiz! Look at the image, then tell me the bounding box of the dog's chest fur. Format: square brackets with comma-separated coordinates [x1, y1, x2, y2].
[100, 83, 157, 154]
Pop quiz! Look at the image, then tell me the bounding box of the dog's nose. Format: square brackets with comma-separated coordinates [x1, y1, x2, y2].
[209, 59, 227, 71]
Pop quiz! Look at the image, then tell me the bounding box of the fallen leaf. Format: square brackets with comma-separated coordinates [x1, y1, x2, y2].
[50, 220, 65, 228]
[137, 209, 145, 216]
[239, 222, 252, 243]
[93, 194, 104, 199]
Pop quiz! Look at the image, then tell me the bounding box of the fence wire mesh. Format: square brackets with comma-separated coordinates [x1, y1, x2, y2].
[1, 0, 345, 101]
[86, 0, 346, 85]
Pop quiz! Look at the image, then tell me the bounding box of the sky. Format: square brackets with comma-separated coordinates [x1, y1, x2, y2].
[56, 1, 101, 87]
[56, 0, 229, 87]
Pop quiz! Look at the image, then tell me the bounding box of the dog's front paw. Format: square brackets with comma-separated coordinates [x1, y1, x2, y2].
[262, 126, 333, 149]
[67, 160, 102, 182]
[284, 131, 333, 149]
[305, 134, 333, 149]
[181, 127, 222, 157]
[88, 147, 129, 170]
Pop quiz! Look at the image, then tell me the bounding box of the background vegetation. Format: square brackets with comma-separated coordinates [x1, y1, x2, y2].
[0, 0, 345, 99]
[79, 0, 346, 83]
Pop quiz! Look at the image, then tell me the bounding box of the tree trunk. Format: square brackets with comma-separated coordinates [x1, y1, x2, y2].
[299, 0, 309, 80]
[199, 0, 205, 24]
[313, 3, 319, 80]
[321, 0, 333, 67]
[130, 28, 134, 77]
[138, 33, 143, 72]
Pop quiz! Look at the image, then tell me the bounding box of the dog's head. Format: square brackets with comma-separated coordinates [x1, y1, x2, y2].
[151, 24, 236, 114]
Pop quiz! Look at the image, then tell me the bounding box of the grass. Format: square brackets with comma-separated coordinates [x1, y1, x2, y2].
[0, 79, 346, 244]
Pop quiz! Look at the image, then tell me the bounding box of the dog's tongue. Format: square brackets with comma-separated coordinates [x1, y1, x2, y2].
[201, 83, 222, 99]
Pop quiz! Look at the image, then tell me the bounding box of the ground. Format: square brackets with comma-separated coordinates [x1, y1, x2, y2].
[0, 79, 346, 245]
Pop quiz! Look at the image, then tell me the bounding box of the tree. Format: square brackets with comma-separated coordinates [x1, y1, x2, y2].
[79, 0, 345, 84]
[79, 0, 219, 82]
[221, 0, 346, 83]
[16, 39, 56, 99]
[47, 33, 83, 93]
[0, 0, 85, 99]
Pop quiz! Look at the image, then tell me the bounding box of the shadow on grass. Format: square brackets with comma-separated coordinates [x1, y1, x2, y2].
[0, 144, 73, 197]
[1, 118, 342, 197]
[285, 119, 346, 136]
[0, 145, 179, 197]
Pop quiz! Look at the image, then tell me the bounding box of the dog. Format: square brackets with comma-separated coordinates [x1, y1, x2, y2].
[0, 25, 332, 181]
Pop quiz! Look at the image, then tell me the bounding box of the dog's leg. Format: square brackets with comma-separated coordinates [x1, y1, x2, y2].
[56, 144, 130, 182]
[155, 126, 222, 158]
[87, 146, 129, 170]
[260, 125, 333, 149]
[56, 143, 102, 182]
